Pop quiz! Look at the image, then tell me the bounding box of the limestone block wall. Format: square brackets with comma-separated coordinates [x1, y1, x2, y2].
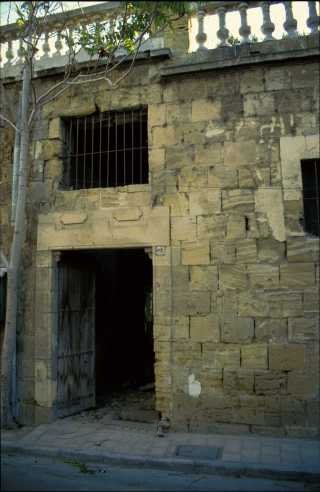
[148, 61, 319, 437]
[1, 55, 319, 435]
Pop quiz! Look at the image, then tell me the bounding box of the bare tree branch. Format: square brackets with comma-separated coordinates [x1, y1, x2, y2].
[0, 114, 20, 132]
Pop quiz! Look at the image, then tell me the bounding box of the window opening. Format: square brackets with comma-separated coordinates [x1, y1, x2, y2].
[62, 107, 148, 190]
[301, 158, 320, 236]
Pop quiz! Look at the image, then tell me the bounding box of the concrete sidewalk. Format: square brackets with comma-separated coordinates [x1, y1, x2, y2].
[2, 417, 320, 482]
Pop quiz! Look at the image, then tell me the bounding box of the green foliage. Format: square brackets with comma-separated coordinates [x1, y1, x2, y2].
[72, 1, 190, 57]
[227, 35, 240, 45]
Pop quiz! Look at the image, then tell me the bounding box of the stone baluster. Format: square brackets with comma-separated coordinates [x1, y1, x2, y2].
[239, 2, 251, 43]
[261, 2, 275, 41]
[283, 1, 298, 37]
[54, 26, 63, 55]
[217, 6, 229, 47]
[5, 38, 14, 65]
[307, 1, 320, 34]
[17, 38, 25, 63]
[42, 28, 51, 57]
[196, 4, 207, 51]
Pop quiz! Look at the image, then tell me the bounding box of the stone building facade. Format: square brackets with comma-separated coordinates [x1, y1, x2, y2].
[0, 3, 319, 437]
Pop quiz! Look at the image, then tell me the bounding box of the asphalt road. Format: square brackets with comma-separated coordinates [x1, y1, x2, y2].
[1, 452, 311, 491]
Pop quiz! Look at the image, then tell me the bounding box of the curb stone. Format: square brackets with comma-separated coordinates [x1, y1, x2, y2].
[2, 441, 320, 483]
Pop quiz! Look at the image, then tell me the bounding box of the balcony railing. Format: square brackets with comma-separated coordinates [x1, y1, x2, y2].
[0, 1, 319, 79]
[191, 1, 319, 51]
[0, 1, 165, 78]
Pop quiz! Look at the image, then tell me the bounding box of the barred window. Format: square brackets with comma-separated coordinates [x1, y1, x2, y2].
[62, 107, 148, 190]
[301, 158, 320, 236]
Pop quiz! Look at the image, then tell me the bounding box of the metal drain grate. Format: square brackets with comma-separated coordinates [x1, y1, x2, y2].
[175, 445, 223, 461]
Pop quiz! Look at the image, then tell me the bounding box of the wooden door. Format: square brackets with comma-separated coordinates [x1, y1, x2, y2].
[56, 258, 95, 417]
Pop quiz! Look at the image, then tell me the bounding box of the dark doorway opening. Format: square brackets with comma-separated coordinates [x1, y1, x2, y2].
[57, 248, 155, 421]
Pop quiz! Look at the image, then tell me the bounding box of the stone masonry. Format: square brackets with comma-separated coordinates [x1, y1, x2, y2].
[0, 29, 319, 437]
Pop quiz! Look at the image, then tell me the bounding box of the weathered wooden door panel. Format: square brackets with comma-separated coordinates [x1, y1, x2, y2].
[56, 260, 95, 417]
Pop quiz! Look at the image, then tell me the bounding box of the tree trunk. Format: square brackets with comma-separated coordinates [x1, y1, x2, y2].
[1, 60, 31, 428]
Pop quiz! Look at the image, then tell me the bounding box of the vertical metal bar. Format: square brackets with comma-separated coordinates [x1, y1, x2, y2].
[107, 112, 110, 187]
[315, 159, 320, 234]
[67, 119, 73, 187]
[115, 112, 118, 187]
[76, 118, 79, 189]
[140, 108, 143, 183]
[99, 112, 102, 187]
[91, 114, 94, 188]
[123, 111, 126, 186]
[83, 116, 87, 188]
[131, 110, 134, 184]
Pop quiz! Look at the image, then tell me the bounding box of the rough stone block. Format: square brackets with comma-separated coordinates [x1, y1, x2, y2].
[191, 99, 221, 122]
[190, 314, 220, 342]
[148, 104, 166, 127]
[166, 102, 191, 125]
[226, 215, 246, 240]
[239, 290, 303, 318]
[41, 139, 62, 160]
[222, 318, 254, 343]
[257, 238, 286, 263]
[288, 317, 319, 342]
[241, 345, 268, 369]
[152, 126, 178, 147]
[240, 69, 264, 94]
[199, 367, 223, 391]
[195, 145, 223, 167]
[247, 264, 279, 288]
[211, 242, 236, 265]
[269, 344, 305, 370]
[303, 289, 320, 314]
[224, 141, 256, 169]
[149, 148, 165, 170]
[287, 372, 318, 398]
[190, 265, 218, 291]
[155, 265, 188, 292]
[255, 189, 285, 242]
[171, 216, 197, 242]
[204, 346, 240, 369]
[264, 67, 290, 91]
[219, 265, 247, 290]
[222, 190, 255, 213]
[238, 167, 255, 188]
[48, 118, 61, 139]
[178, 166, 208, 191]
[181, 240, 210, 265]
[197, 215, 226, 241]
[236, 239, 257, 263]
[163, 193, 189, 217]
[208, 165, 238, 189]
[244, 93, 275, 116]
[255, 318, 287, 342]
[223, 369, 254, 393]
[173, 290, 211, 316]
[189, 190, 221, 216]
[255, 371, 287, 395]
[280, 263, 315, 288]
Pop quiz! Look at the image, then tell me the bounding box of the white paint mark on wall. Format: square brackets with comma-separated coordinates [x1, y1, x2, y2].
[188, 374, 201, 398]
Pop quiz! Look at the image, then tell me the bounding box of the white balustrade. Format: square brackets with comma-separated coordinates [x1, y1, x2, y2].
[217, 6, 230, 47]
[307, 1, 320, 33]
[0, 1, 319, 76]
[283, 1, 298, 37]
[261, 2, 275, 41]
[192, 1, 319, 51]
[239, 2, 251, 44]
[196, 4, 208, 51]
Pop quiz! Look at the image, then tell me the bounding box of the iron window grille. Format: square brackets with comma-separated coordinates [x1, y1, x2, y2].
[301, 158, 320, 237]
[61, 107, 148, 190]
